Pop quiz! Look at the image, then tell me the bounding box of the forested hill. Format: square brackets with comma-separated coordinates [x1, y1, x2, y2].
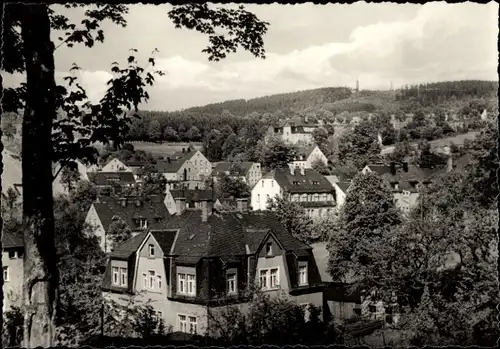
[181, 87, 353, 116]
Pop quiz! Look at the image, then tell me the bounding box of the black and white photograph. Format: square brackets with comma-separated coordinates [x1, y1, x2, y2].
[1, 1, 498, 348]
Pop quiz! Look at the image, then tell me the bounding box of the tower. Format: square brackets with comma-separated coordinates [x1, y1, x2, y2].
[356, 80, 359, 92]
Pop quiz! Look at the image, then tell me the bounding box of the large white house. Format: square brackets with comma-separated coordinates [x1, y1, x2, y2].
[251, 167, 337, 220]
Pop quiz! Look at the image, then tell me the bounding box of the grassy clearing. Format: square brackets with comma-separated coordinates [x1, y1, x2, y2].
[131, 141, 204, 156]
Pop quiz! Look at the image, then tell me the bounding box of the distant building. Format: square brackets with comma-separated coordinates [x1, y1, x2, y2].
[155, 148, 211, 183]
[362, 162, 444, 214]
[251, 168, 337, 220]
[289, 144, 328, 170]
[101, 158, 134, 173]
[88, 171, 137, 195]
[84, 195, 170, 253]
[267, 117, 320, 145]
[211, 162, 262, 188]
[102, 200, 324, 335]
[2, 230, 24, 312]
[164, 188, 214, 215]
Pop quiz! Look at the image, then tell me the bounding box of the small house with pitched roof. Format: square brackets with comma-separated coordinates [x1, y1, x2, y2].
[211, 161, 262, 188]
[289, 144, 328, 170]
[2, 230, 24, 312]
[156, 148, 211, 183]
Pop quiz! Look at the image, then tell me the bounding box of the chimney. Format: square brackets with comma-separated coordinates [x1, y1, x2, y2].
[187, 147, 191, 153]
[182, 148, 185, 153]
[447, 156, 453, 172]
[390, 162, 397, 175]
[236, 198, 248, 212]
[120, 197, 127, 207]
[167, 157, 171, 163]
[174, 197, 186, 215]
[402, 162, 409, 172]
[300, 167, 305, 176]
[201, 199, 209, 222]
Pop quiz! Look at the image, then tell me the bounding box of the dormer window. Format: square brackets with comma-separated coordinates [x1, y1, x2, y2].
[312, 181, 319, 185]
[266, 242, 273, 256]
[298, 262, 308, 286]
[137, 218, 148, 228]
[227, 272, 237, 294]
[148, 244, 155, 258]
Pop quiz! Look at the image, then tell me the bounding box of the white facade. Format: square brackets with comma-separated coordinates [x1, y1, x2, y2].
[333, 183, 347, 209]
[289, 146, 328, 170]
[101, 158, 133, 173]
[84, 204, 110, 253]
[251, 177, 282, 211]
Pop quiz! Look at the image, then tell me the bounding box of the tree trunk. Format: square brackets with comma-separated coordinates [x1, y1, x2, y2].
[20, 5, 59, 348]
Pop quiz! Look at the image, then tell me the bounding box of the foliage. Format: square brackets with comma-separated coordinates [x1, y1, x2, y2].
[337, 121, 382, 169]
[267, 196, 315, 244]
[257, 136, 297, 171]
[218, 172, 251, 199]
[207, 286, 338, 346]
[1, 112, 18, 140]
[386, 140, 415, 164]
[312, 127, 330, 155]
[107, 217, 132, 250]
[327, 172, 402, 284]
[311, 159, 331, 175]
[417, 140, 447, 169]
[59, 162, 82, 192]
[2, 306, 24, 348]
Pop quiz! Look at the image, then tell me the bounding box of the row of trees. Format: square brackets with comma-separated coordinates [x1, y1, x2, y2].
[326, 121, 498, 346]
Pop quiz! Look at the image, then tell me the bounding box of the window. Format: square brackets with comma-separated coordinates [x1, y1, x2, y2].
[189, 316, 197, 333]
[259, 268, 279, 290]
[8, 251, 16, 259]
[120, 267, 127, 287]
[270, 268, 279, 288]
[266, 242, 272, 256]
[259, 270, 268, 289]
[369, 304, 377, 313]
[112, 267, 119, 285]
[157, 311, 163, 318]
[262, 181, 264, 188]
[149, 270, 156, 289]
[3, 267, 9, 282]
[157, 275, 162, 289]
[227, 272, 237, 294]
[143, 273, 147, 289]
[298, 265, 308, 285]
[271, 181, 274, 187]
[178, 315, 187, 332]
[257, 194, 260, 203]
[148, 244, 155, 258]
[138, 219, 148, 228]
[187, 274, 196, 296]
[178, 273, 186, 293]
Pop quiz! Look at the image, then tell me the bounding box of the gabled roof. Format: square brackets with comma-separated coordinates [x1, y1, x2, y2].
[88, 172, 136, 185]
[159, 210, 311, 263]
[334, 182, 351, 194]
[155, 150, 198, 173]
[365, 163, 443, 184]
[93, 196, 170, 233]
[2, 230, 24, 249]
[292, 145, 317, 161]
[110, 231, 149, 260]
[263, 168, 335, 194]
[212, 162, 254, 177]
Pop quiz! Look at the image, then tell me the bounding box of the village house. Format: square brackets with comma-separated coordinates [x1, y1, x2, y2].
[361, 162, 445, 213]
[164, 188, 214, 215]
[267, 117, 320, 145]
[101, 198, 324, 336]
[211, 162, 262, 188]
[2, 230, 24, 312]
[88, 171, 137, 195]
[101, 158, 134, 173]
[155, 148, 212, 184]
[251, 168, 337, 220]
[289, 144, 328, 170]
[84, 195, 171, 253]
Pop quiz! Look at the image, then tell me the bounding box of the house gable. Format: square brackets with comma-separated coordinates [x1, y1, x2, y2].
[164, 190, 177, 215]
[84, 204, 108, 252]
[102, 158, 132, 172]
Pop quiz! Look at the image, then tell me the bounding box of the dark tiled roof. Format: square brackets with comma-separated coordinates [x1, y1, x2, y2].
[169, 189, 214, 204]
[293, 145, 317, 160]
[150, 230, 178, 255]
[161, 210, 311, 263]
[212, 162, 254, 177]
[110, 231, 149, 260]
[2, 230, 23, 249]
[93, 196, 170, 233]
[122, 159, 146, 167]
[335, 182, 351, 193]
[155, 149, 197, 173]
[89, 172, 136, 186]
[264, 168, 335, 194]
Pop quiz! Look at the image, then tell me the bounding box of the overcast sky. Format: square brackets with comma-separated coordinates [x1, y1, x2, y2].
[3, 2, 498, 111]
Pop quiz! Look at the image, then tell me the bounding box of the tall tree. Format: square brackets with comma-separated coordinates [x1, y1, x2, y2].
[2, 3, 269, 346]
[337, 122, 381, 169]
[327, 172, 402, 285]
[267, 196, 314, 244]
[312, 127, 329, 154]
[257, 136, 297, 171]
[147, 120, 162, 141]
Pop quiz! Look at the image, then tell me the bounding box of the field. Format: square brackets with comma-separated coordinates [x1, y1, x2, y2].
[381, 131, 480, 155]
[131, 141, 204, 157]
